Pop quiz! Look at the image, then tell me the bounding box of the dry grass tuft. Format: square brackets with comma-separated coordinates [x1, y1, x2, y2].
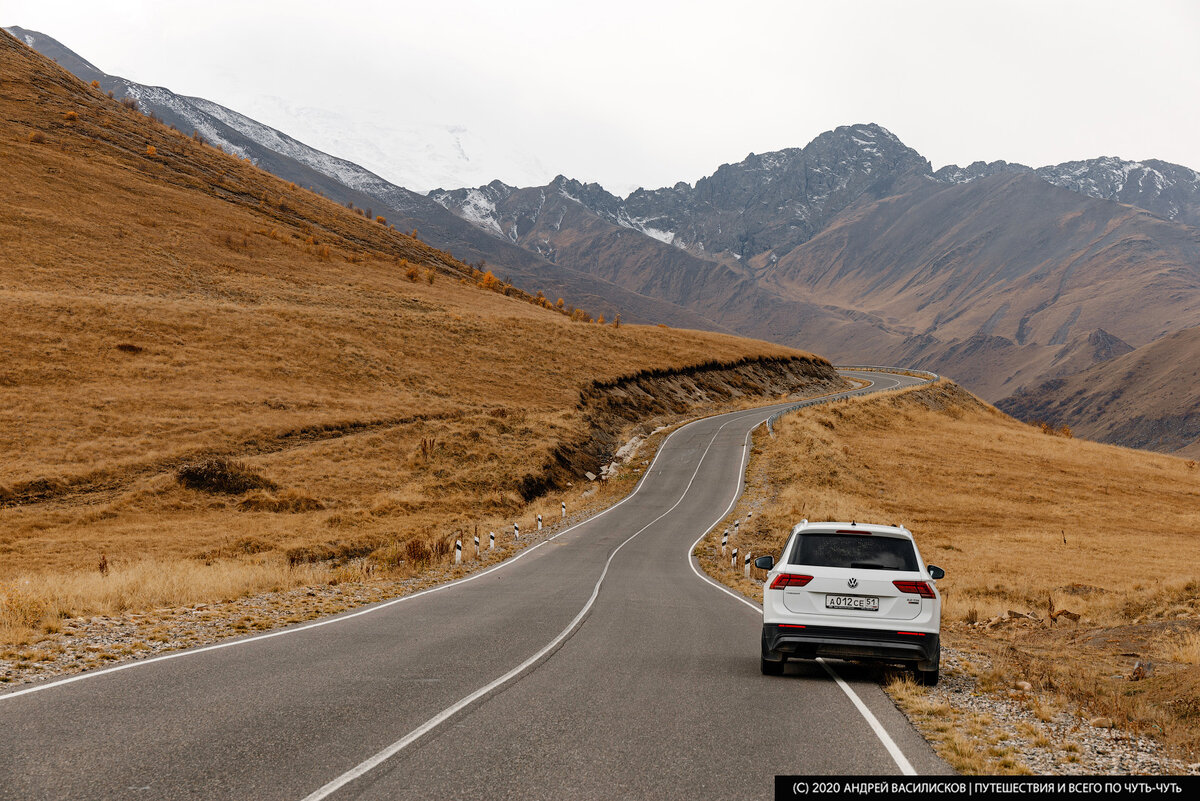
[176, 458, 278, 495]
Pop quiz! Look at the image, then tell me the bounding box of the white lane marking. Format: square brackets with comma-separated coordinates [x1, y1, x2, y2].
[685, 375, 922, 776]
[0, 404, 763, 704]
[300, 407, 754, 800]
[817, 658, 917, 775]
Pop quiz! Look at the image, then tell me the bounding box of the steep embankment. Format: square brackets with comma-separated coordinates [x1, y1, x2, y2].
[0, 29, 843, 641]
[997, 326, 1200, 456]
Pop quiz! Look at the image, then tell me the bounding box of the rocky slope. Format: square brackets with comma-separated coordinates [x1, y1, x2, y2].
[996, 326, 1200, 456]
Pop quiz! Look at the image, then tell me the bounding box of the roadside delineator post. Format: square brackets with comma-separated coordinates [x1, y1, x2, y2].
[489, 531, 496, 550]
[474, 534, 480, 557]
[537, 514, 543, 531]
[744, 551, 752, 578]
[735, 520, 740, 536]
[514, 523, 519, 540]
[721, 531, 728, 557]
[732, 547, 738, 569]
[561, 501, 566, 518]
[455, 539, 462, 565]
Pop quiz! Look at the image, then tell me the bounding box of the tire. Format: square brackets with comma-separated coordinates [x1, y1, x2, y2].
[761, 656, 785, 676]
[915, 665, 939, 686]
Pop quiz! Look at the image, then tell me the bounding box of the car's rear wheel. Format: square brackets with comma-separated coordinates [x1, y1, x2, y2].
[914, 665, 939, 686]
[761, 656, 785, 676]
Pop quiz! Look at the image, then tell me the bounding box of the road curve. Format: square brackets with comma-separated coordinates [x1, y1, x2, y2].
[1, 369, 948, 800]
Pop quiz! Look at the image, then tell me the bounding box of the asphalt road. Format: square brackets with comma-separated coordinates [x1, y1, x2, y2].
[1, 369, 949, 800]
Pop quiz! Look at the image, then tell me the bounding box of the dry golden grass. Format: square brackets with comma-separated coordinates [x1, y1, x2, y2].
[885, 674, 1032, 774]
[697, 380, 1200, 762]
[0, 32, 828, 645]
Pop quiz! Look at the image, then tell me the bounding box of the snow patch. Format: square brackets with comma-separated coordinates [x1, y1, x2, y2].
[455, 189, 504, 236]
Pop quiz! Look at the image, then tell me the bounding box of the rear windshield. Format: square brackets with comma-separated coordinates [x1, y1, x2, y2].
[789, 533, 918, 571]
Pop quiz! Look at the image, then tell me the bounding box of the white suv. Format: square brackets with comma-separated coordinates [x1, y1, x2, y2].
[755, 521, 944, 685]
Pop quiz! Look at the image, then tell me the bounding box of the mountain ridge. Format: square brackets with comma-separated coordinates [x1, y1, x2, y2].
[12, 24, 1200, 453]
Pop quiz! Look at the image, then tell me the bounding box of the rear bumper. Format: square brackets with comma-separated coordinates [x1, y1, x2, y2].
[762, 623, 939, 670]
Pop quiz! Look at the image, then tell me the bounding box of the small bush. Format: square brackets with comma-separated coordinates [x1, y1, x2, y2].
[375, 215, 387, 225]
[425, 268, 435, 285]
[405, 265, 420, 282]
[120, 96, 138, 111]
[28, 131, 46, 144]
[402, 537, 451, 566]
[63, 111, 78, 122]
[114, 343, 143, 354]
[90, 80, 100, 89]
[176, 457, 277, 495]
[145, 145, 157, 157]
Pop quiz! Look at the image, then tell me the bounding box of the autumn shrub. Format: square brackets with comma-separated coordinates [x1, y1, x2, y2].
[375, 215, 387, 225]
[176, 457, 277, 495]
[145, 145, 157, 157]
[27, 131, 45, 144]
[90, 80, 100, 89]
[63, 111, 78, 122]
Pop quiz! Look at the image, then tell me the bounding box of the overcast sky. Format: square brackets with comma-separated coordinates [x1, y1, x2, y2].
[7, 0, 1200, 194]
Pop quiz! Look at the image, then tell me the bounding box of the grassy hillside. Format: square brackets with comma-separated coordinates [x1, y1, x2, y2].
[698, 381, 1199, 765]
[0, 31, 834, 642]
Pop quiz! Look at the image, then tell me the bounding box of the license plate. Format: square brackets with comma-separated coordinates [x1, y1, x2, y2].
[825, 595, 879, 611]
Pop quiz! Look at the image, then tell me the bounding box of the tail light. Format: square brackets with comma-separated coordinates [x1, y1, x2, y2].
[770, 573, 813, 589]
[893, 580, 935, 599]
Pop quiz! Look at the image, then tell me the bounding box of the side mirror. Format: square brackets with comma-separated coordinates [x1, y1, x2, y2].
[927, 565, 945, 580]
[754, 555, 775, 570]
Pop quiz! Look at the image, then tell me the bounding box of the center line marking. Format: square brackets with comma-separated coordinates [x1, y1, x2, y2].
[300, 408, 760, 800]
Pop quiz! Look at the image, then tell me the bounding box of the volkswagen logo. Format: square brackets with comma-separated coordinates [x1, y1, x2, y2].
[847, 577, 858, 588]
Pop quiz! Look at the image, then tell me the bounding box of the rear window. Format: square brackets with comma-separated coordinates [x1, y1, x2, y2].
[789, 533, 917, 571]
